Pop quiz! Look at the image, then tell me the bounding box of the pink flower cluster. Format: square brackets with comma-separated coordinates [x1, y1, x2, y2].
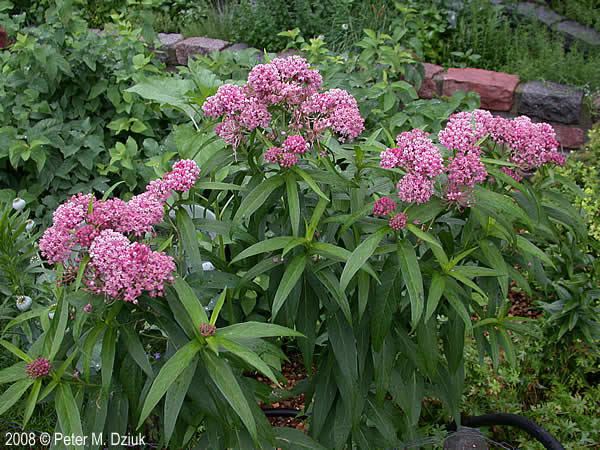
[248, 56, 322, 106]
[380, 130, 443, 204]
[372, 197, 407, 231]
[88, 230, 176, 302]
[439, 109, 565, 184]
[296, 88, 364, 142]
[203, 56, 363, 155]
[26, 357, 51, 379]
[264, 135, 309, 168]
[39, 160, 200, 303]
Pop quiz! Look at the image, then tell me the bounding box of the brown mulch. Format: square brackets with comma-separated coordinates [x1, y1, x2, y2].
[256, 353, 309, 431]
[508, 288, 542, 319]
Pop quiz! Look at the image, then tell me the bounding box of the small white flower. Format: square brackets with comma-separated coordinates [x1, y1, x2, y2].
[341, 23, 348, 30]
[202, 261, 215, 271]
[12, 197, 26, 211]
[16, 295, 32, 312]
[25, 219, 35, 233]
[48, 309, 55, 320]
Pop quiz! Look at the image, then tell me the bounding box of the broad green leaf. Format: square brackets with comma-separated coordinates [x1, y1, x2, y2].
[137, 340, 202, 428]
[126, 78, 196, 118]
[0, 378, 33, 416]
[273, 255, 307, 319]
[398, 239, 425, 327]
[172, 276, 209, 329]
[218, 322, 303, 340]
[340, 228, 387, 292]
[164, 358, 198, 445]
[231, 236, 301, 263]
[202, 350, 257, 441]
[233, 175, 284, 223]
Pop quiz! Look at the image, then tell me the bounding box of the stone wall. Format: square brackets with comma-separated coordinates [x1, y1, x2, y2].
[418, 63, 590, 148]
[157, 33, 592, 149]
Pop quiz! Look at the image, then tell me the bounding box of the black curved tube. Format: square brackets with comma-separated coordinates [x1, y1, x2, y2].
[462, 413, 565, 450]
[262, 408, 308, 419]
[263, 409, 565, 450]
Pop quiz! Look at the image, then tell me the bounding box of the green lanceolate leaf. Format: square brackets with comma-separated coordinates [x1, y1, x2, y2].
[137, 340, 202, 429]
[0, 361, 28, 384]
[55, 384, 84, 449]
[214, 336, 279, 385]
[0, 340, 32, 362]
[407, 224, 449, 267]
[231, 236, 303, 263]
[233, 175, 284, 223]
[515, 235, 556, 269]
[22, 379, 42, 428]
[209, 289, 227, 325]
[172, 276, 209, 330]
[306, 197, 329, 241]
[424, 272, 446, 323]
[176, 208, 203, 272]
[273, 254, 307, 319]
[101, 326, 117, 392]
[217, 322, 303, 340]
[0, 378, 34, 416]
[398, 239, 425, 327]
[121, 327, 154, 378]
[274, 427, 328, 450]
[202, 349, 257, 441]
[164, 358, 198, 445]
[49, 293, 69, 360]
[291, 166, 329, 201]
[286, 173, 301, 236]
[340, 227, 387, 292]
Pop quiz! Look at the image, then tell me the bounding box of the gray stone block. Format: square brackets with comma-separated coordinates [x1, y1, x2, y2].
[515, 2, 562, 26]
[225, 42, 250, 52]
[444, 427, 489, 450]
[175, 37, 231, 65]
[515, 81, 584, 124]
[554, 20, 600, 46]
[157, 33, 184, 65]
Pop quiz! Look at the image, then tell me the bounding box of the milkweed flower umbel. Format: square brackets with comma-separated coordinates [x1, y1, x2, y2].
[39, 160, 199, 303]
[203, 56, 363, 161]
[389, 212, 408, 231]
[26, 358, 51, 379]
[373, 197, 396, 217]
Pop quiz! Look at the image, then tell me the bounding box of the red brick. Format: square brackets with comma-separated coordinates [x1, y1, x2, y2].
[441, 68, 519, 111]
[551, 123, 586, 148]
[418, 63, 444, 99]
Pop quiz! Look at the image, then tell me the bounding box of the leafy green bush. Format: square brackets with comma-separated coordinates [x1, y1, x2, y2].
[558, 126, 600, 242]
[0, 1, 178, 219]
[442, 0, 600, 90]
[460, 334, 600, 449]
